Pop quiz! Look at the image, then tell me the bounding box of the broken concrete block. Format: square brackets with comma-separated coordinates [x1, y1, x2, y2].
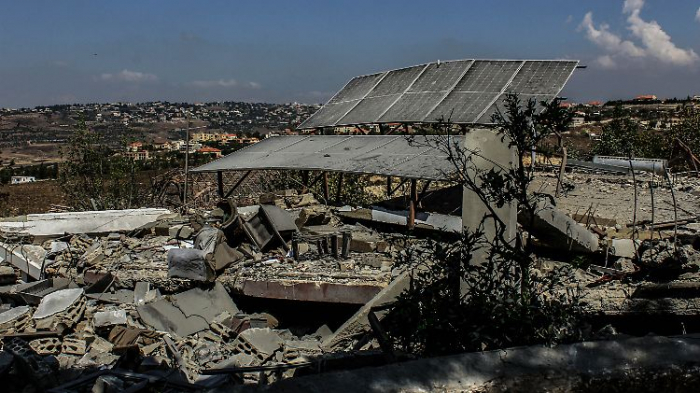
[0, 265, 16, 285]
[33, 288, 84, 320]
[611, 238, 641, 258]
[349, 232, 388, 253]
[94, 310, 127, 327]
[138, 282, 238, 337]
[89, 336, 114, 353]
[233, 328, 284, 365]
[283, 339, 322, 363]
[0, 306, 32, 333]
[4, 337, 57, 389]
[134, 282, 158, 306]
[29, 337, 62, 355]
[167, 248, 214, 282]
[33, 288, 86, 330]
[314, 324, 333, 340]
[61, 336, 87, 355]
[170, 224, 195, 239]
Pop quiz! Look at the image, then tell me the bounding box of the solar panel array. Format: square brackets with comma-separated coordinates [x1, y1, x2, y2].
[298, 59, 578, 129]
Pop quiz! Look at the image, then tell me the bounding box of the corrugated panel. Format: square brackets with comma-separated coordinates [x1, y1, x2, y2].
[297, 59, 578, 129]
[192, 134, 470, 180]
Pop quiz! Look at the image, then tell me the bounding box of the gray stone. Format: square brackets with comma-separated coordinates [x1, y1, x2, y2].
[167, 248, 214, 282]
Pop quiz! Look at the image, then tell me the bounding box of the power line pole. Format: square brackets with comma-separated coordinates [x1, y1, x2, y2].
[181, 115, 207, 208]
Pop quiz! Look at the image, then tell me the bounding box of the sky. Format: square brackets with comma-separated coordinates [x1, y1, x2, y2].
[1, 0, 699, 108]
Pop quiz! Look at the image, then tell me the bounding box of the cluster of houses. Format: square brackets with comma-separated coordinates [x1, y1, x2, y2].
[120, 132, 264, 161]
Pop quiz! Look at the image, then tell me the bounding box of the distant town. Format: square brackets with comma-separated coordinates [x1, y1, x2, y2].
[0, 94, 698, 175]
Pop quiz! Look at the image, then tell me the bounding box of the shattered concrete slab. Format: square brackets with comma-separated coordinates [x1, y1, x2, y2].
[0, 243, 46, 279]
[94, 310, 128, 327]
[520, 201, 600, 253]
[0, 305, 31, 332]
[0, 208, 171, 239]
[137, 282, 238, 337]
[167, 248, 215, 282]
[32, 288, 83, 320]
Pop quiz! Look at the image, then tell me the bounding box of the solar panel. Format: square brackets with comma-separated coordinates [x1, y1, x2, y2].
[298, 59, 578, 129]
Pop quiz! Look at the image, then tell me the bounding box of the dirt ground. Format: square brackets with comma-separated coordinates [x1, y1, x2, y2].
[0, 180, 69, 217]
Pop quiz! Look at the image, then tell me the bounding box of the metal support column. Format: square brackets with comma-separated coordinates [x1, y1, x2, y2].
[408, 179, 417, 229]
[217, 171, 224, 198]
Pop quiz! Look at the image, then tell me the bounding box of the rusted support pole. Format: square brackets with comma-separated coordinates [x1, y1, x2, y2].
[301, 171, 309, 194]
[217, 171, 224, 198]
[386, 176, 392, 197]
[336, 173, 344, 203]
[323, 172, 330, 202]
[408, 179, 417, 229]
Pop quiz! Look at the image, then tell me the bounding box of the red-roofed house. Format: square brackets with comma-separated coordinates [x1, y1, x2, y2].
[196, 146, 222, 158]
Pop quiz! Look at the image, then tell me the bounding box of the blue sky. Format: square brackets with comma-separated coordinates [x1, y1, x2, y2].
[1, 0, 699, 107]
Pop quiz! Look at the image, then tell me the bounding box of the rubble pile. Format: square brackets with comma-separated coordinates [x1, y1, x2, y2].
[0, 191, 402, 390]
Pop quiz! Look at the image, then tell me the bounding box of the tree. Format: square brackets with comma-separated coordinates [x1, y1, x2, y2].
[383, 94, 584, 356]
[59, 120, 147, 210]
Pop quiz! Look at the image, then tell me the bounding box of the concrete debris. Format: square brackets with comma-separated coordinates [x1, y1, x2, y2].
[520, 201, 600, 253]
[94, 310, 128, 327]
[0, 265, 17, 285]
[611, 238, 641, 258]
[167, 248, 215, 282]
[0, 170, 695, 391]
[137, 282, 238, 337]
[32, 288, 84, 320]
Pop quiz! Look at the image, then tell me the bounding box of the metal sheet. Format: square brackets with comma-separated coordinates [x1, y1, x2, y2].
[192, 134, 469, 181]
[297, 59, 578, 128]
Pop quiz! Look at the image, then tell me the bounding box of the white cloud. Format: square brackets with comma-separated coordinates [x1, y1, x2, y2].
[624, 0, 698, 66]
[580, 1, 698, 67]
[190, 79, 261, 89]
[100, 69, 158, 82]
[580, 12, 645, 58]
[695, 6, 700, 22]
[595, 55, 617, 69]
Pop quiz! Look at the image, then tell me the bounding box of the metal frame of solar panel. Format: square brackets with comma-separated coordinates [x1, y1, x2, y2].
[297, 59, 578, 129]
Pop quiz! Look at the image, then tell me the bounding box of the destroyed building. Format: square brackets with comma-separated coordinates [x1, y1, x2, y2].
[1, 59, 700, 391]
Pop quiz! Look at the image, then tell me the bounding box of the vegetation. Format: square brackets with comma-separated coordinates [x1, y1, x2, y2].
[384, 94, 585, 356]
[592, 105, 700, 167]
[58, 120, 149, 210]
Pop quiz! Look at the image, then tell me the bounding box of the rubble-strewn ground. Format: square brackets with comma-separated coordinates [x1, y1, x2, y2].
[532, 171, 700, 225]
[0, 170, 699, 391]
